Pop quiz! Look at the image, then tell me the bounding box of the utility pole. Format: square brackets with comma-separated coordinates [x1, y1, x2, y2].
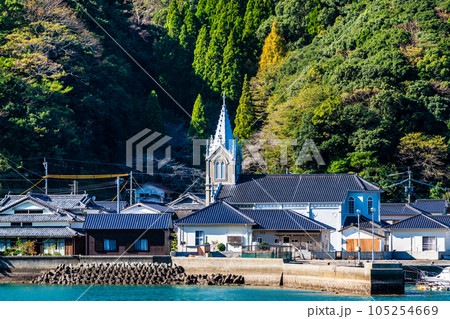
[129, 171, 134, 206]
[116, 176, 121, 214]
[73, 180, 78, 194]
[43, 158, 48, 195]
[407, 166, 412, 204]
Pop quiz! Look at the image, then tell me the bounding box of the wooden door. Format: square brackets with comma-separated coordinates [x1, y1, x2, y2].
[346, 239, 380, 252]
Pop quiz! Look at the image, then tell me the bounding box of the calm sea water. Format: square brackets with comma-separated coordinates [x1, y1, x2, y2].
[0, 284, 449, 301]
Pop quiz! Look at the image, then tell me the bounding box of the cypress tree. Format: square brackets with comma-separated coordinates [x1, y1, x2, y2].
[234, 75, 255, 140]
[221, 26, 243, 103]
[259, 20, 286, 71]
[203, 14, 227, 91]
[193, 25, 210, 76]
[165, 0, 183, 38]
[143, 90, 165, 133]
[188, 94, 208, 138]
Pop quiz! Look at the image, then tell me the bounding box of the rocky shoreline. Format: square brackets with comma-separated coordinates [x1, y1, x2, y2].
[33, 262, 245, 286]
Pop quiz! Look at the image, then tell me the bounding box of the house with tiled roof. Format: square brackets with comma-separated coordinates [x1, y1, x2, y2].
[175, 201, 334, 252]
[0, 193, 89, 255]
[387, 213, 450, 258]
[413, 199, 449, 215]
[196, 96, 384, 253]
[380, 203, 425, 224]
[168, 192, 206, 220]
[83, 213, 172, 255]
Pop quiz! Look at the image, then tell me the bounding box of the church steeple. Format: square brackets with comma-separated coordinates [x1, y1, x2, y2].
[207, 93, 235, 157]
[205, 93, 242, 205]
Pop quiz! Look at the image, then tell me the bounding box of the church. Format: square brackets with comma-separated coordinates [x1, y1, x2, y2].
[175, 97, 384, 254]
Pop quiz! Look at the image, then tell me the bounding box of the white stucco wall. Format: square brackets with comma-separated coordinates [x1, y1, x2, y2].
[178, 225, 252, 252]
[390, 230, 449, 251]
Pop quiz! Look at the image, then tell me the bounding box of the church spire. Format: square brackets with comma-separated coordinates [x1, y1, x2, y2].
[207, 92, 235, 157]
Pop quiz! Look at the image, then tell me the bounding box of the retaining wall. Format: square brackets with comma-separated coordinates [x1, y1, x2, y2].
[172, 257, 404, 295]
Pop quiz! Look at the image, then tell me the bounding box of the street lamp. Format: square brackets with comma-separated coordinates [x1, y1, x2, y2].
[370, 207, 375, 263]
[356, 209, 361, 264]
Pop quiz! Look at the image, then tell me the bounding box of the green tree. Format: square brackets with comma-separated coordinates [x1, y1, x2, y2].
[188, 94, 208, 138]
[203, 15, 227, 91]
[143, 90, 165, 133]
[220, 27, 243, 103]
[234, 75, 255, 139]
[165, 0, 183, 37]
[192, 25, 210, 76]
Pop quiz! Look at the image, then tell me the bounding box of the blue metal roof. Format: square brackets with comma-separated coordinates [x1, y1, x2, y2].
[413, 199, 448, 214]
[243, 209, 334, 231]
[216, 174, 381, 204]
[83, 213, 171, 230]
[175, 202, 255, 225]
[380, 203, 423, 216]
[389, 214, 450, 230]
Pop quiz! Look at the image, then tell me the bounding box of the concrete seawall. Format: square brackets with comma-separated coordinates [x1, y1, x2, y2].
[2, 256, 404, 295]
[172, 257, 404, 295]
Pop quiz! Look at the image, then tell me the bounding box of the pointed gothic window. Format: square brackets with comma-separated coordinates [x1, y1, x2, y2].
[368, 197, 373, 213]
[221, 162, 226, 180]
[348, 197, 355, 214]
[215, 162, 220, 179]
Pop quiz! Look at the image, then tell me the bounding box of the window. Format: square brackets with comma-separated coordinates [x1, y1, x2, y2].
[348, 197, 355, 214]
[43, 239, 65, 255]
[11, 222, 32, 227]
[0, 240, 12, 252]
[423, 236, 436, 251]
[134, 239, 148, 251]
[256, 237, 263, 244]
[221, 162, 226, 179]
[283, 237, 290, 244]
[215, 162, 220, 179]
[103, 239, 117, 251]
[195, 231, 204, 246]
[14, 209, 43, 214]
[368, 197, 373, 213]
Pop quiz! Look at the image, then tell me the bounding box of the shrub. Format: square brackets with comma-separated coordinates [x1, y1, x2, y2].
[217, 243, 226, 252]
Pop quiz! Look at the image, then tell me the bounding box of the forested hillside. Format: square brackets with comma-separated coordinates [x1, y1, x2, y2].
[0, 0, 449, 198]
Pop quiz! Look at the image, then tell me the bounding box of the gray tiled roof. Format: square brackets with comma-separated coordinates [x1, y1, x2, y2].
[380, 203, 423, 216]
[341, 215, 386, 231]
[216, 174, 381, 204]
[168, 192, 206, 211]
[243, 209, 334, 231]
[175, 202, 255, 225]
[0, 194, 92, 219]
[413, 199, 448, 214]
[83, 213, 172, 230]
[0, 214, 74, 222]
[389, 214, 450, 230]
[175, 202, 334, 230]
[94, 201, 128, 213]
[0, 227, 82, 237]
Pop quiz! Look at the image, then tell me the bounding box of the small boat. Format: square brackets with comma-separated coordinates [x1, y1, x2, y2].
[417, 267, 450, 291]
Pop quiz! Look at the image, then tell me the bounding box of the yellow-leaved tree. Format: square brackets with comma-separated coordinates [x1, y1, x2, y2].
[259, 20, 285, 71]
